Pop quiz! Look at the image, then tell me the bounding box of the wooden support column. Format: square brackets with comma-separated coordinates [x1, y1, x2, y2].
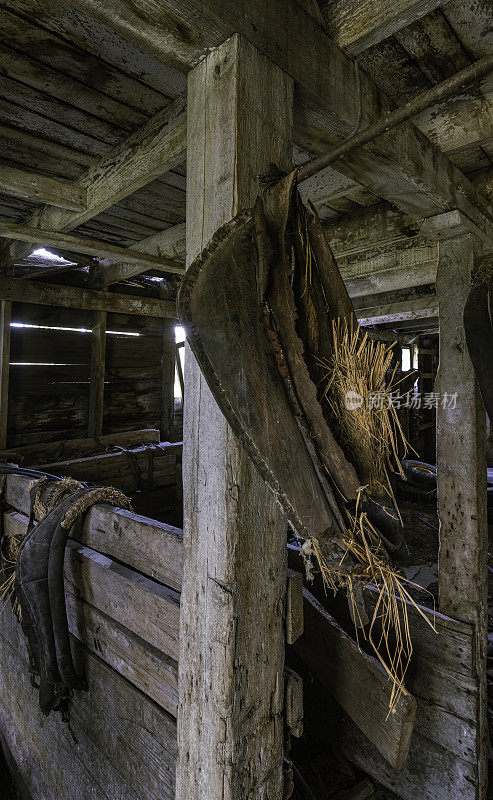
[88, 310, 106, 438]
[422, 210, 489, 800]
[177, 35, 293, 800]
[160, 319, 175, 441]
[0, 301, 11, 449]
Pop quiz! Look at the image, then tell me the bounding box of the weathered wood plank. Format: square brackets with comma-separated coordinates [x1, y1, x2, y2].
[356, 292, 438, 324]
[3, 507, 181, 661]
[67, 0, 491, 228]
[0, 0, 186, 97]
[92, 222, 187, 285]
[294, 588, 416, 770]
[423, 213, 488, 798]
[0, 277, 176, 318]
[161, 319, 176, 440]
[0, 123, 98, 168]
[0, 606, 177, 800]
[319, 0, 444, 55]
[5, 500, 183, 595]
[0, 221, 184, 274]
[66, 594, 179, 717]
[39, 443, 181, 491]
[177, 34, 291, 800]
[64, 541, 180, 661]
[0, 164, 87, 211]
[286, 570, 304, 645]
[2, 93, 187, 267]
[334, 708, 477, 800]
[0, 300, 11, 449]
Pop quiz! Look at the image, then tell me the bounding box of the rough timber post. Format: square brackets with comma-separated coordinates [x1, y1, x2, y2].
[422, 210, 489, 799]
[160, 318, 175, 441]
[0, 300, 11, 449]
[88, 310, 106, 438]
[177, 34, 293, 800]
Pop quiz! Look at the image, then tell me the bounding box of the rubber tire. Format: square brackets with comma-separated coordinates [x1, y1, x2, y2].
[401, 459, 436, 491]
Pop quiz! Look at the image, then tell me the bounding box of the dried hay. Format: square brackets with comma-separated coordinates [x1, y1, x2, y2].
[320, 318, 410, 504]
[304, 319, 436, 712]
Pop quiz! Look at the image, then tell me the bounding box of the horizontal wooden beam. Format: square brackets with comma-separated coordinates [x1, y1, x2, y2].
[4, 477, 183, 592]
[324, 202, 419, 256]
[342, 240, 437, 297]
[318, 0, 444, 55]
[0, 221, 185, 275]
[0, 277, 177, 318]
[41, 442, 182, 496]
[295, 588, 416, 770]
[2, 93, 187, 267]
[0, 428, 161, 466]
[69, 0, 491, 230]
[356, 292, 438, 324]
[0, 164, 87, 211]
[0, 605, 177, 800]
[92, 223, 186, 286]
[414, 74, 493, 157]
[0, 123, 99, 168]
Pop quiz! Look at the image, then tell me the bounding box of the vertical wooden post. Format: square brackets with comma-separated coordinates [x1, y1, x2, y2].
[88, 310, 106, 438]
[423, 211, 488, 799]
[0, 300, 11, 449]
[177, 34, 293, 800]
[160, 318, 175, 441]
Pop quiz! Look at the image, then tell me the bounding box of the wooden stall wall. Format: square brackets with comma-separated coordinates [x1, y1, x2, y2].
[8, 303, 91, 447]
[0, 475, 181, 800]
[6, 303, 172, 448]
[104, 312, 166, 436]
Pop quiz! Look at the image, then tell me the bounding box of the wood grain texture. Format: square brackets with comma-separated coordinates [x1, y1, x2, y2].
[88, 310, 106, 437]
[2, 93, 187, 266]
[356, 292, 438, 324]
[0, 277, 176, 318]
[4, 486, 183, 593]
[295, 588, 416, 770]
[319, 0, 444, 54]
[161, 319, 176, 440]
[3, 506, 181, 661]
[92, 222, 187, 285]
[0, 221, 184, 274]
[430, 222, 488, 798]
[286, 570, 304, 645]
[0, 427, 160, 465]
[177, 35, 292, 800]
[0, 605, 177, 800]
[67, 0, 491, 228]
[0, 300, 11, 449]
[0, 164, 87, 210]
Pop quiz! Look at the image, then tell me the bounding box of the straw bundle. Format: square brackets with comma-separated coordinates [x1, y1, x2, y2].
[320, 318, 409, 504]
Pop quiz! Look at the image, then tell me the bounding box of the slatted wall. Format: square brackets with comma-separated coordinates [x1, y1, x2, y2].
[6, 303, 167, 447]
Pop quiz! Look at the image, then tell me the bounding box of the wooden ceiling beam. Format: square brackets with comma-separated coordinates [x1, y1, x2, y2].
[0, 164, 87, 211]
[0, 221, 185, 275]
[0, 277, 176, 318]
[355, 289, 438, 324]
[318, 0, 445, 55]
[1, 92, 187, 268]
[0, 124, 98, 167]
[67, 0, 492, 231]
[91, 223, 186, 286]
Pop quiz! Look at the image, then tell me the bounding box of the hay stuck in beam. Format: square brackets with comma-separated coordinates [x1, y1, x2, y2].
[303, 319, 435, 712]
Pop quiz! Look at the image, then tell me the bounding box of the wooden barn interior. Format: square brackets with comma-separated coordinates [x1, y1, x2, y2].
[0, 1, 491, 798]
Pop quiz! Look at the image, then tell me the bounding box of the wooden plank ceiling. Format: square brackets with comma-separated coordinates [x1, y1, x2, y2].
[0, 0, 490, 294]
